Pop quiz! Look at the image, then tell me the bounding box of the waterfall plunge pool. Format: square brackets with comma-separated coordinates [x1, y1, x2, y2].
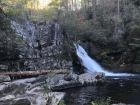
[63, 77, 140, 105]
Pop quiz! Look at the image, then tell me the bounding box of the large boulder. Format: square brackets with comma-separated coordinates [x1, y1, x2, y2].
[51, 72, 105, 90]
[78, 72, 104, 85]
[0, 75, 11, 83]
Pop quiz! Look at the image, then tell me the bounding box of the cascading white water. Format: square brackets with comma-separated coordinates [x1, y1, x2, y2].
[74, 44, 134, 76]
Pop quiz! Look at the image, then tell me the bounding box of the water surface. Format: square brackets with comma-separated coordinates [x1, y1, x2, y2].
[64, 77, 140, 105]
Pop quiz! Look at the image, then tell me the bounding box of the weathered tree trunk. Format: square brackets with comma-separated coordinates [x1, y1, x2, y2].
[0, 70, 69, 79]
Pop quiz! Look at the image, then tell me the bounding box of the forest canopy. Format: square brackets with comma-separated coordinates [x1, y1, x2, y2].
[1, 0, 140, 50]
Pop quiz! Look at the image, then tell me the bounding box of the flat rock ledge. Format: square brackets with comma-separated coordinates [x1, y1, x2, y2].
[49, 72, 105, 91]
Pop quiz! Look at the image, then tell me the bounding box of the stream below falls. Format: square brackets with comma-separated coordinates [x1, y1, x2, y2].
[63, 76, 140, 105]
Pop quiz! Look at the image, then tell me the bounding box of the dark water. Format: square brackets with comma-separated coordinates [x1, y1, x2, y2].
[63, 76, 140, 105]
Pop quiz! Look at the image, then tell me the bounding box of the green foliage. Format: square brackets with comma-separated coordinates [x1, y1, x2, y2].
[49, 0, 60, 8]
[90, 97, 111, 105]
[44, 7, 58, 21]
[58, 11, 93, 41]
[1, 0, 45, 21]
[0, 7, 27, 72]
[52, 0, 140, 45]
[1, 0, 27, 21]
[58, 100, 66, 105]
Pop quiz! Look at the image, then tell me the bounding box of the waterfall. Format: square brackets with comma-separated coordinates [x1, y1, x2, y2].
[74, 44, 134, 76]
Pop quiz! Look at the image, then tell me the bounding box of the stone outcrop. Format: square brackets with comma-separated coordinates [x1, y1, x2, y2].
[50, 72, 105, 90]
[0, 75, 11, 83]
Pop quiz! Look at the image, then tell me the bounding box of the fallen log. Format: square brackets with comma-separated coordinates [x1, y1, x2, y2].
[0, 69, 69, 79]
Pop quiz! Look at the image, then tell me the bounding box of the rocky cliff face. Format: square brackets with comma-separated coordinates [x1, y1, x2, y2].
[0, 7, 72, 71]
[10, 19, 72, 71]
